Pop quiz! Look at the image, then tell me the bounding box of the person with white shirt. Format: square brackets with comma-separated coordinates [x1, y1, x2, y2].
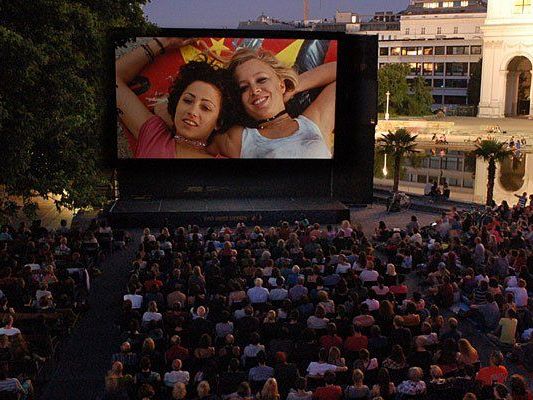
[163, 359, 190, 387]
[142, 301, 162, 326]
[0, 315, 21, 336]
[124, 289, 143, 309]
[247, 278, 269, 305]
[307, 348, 348, 377]
[335, 255, 352, 274]
[359, 264, 379, 284]
[506, 279, 528, 308]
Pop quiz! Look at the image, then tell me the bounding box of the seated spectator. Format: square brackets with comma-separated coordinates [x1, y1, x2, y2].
[313, 371, 342, 400]
[0, 315, 20, 336]
[306, 348, 348, 378]
[141, 301, 163, 327]
[104, 361, 132, 399]
[163, 358, 190, 387]
[344, 368, 370, 400]
[286, 377, 312, 400]
[397, 367, 426, 397]
[370, 368, 396, 400]
[249, 351, 274, 387]
[475, 351, 508, 387]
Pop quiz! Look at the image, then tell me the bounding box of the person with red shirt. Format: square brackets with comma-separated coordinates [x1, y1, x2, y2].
[319, 323, 343, 353]
[313, 371, 342, 400]
[475, 351, 508, 387]
[343, 325, 368, 354]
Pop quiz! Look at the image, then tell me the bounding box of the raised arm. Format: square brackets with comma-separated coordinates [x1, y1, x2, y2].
[302, 82, 336, 140]
[116, 38, 195, 139]
[285, 61, 337, 102]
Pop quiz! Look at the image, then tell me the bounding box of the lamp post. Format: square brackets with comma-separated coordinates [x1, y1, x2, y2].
[385, 91, 390, 121]
[383, 153, 388, 177]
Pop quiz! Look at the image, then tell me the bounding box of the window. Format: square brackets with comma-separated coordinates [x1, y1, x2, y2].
[433, 95, 443, 104]
[471, 45, 482, 54]
[445, 79, 468, 88]
[391, 47, 401, 56]
[351, 15, 357, 23]
[423, 47, 433, 55]
[423, 2, 439, 8]
[514, 0, 531, 13]
[443, 1, 454, 7]
[448, 177, 461, 187]
[435, 46, 445, 55]
[463, 178, 474, 188]
[433, 79, 444, 88]
[453, 26, 459, 34]
[475, 26, 481, 33]
[425, 78, 433, 86]
[446, 62, 468, 76]
[423, 63, 434, 75]
[405, 27, 410, 35]
[464, 155, 476, 172]
[417, 174, 428, 184]
[408, 63, 422, 75]
[421, 27, 426, 34]
[437, 27, 442, 34]
[447, 46, 469, 55]
[435, 63, 445, 76]
[443, 157, 463, 171]
[402, 47, 418, 56]
[444, 95, 467, 104]
[429, 157, 441, 169]
[380, 47, 389, 56]
[461, 0, 469, 5]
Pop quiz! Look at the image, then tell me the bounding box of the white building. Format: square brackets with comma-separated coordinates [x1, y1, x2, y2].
[366, 0, 486, 110]
[478, 0, 533, 117]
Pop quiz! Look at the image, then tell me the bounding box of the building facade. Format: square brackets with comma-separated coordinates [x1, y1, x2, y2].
[363, 1, 486, 110]
[478, 0, 533, 118]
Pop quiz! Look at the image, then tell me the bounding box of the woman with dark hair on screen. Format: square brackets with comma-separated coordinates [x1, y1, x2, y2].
[116, 38, 236, 158]
[209, 48, 337, 158]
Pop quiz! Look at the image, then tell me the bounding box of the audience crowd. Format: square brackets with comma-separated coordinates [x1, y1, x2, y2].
[103, 195, 533, 400]
[0, 218, 121, 399]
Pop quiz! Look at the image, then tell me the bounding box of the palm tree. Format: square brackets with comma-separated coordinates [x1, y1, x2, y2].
[471, 139, 513, 205]
[377, 128, 419, 192]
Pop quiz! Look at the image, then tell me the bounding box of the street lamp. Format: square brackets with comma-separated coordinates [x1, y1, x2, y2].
[385, 91, 390, 121]
[383, 153, 388, 176]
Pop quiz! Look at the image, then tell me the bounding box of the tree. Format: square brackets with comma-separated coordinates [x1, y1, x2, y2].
[0, 0, 152, 219]
[378, 64, 433, 116]
[377, 128, 419, 192]
[378, 63, 411, 115]
[467, 58, 482, 106]
[408, 77, 434, 116]
[471, 139, 513, 205]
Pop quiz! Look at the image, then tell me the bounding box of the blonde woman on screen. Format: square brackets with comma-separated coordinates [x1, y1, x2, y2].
[208, 48, 336, 159]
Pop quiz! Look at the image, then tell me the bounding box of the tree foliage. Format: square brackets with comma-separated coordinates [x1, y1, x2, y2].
[471, 139, 513, 205]
[467, 58, 482, 106]
[0, 0, 152, 217]
[408, 77, 434, 116]
[377, 128, 419, 192]
[378, 63, 411, 115]
[378, 64, 433, 116]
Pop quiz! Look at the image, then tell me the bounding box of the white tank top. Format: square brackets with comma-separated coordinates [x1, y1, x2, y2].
[240, 115, 331, 159]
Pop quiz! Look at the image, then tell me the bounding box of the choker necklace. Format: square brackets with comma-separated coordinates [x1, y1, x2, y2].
[173, 133, 207, 149]
[255, 110, 289, 129]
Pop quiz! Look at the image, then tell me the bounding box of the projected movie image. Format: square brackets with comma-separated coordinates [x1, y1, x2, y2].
[115, 37, 338, 159]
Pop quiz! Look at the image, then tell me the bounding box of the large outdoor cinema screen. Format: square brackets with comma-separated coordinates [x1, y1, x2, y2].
[114, 33, 338, 159]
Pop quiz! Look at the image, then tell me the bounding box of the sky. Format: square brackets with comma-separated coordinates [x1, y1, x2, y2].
[144, 0, 409, 28]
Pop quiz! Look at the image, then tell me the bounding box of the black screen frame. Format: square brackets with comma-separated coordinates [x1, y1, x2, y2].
[105, 28, 376, 203]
